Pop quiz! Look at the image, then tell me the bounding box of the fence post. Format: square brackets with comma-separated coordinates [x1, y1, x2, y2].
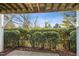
[0, 14, 4, 52]
[77, 10, 79, 56]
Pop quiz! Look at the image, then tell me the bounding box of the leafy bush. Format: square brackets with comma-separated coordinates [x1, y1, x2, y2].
[43, 31, 60, 50]
[70, 30, 76, 52]
[18, 29, 31, 47]
[4, 31, 19, 48]
[4, 28, 76, 53]
[30, 32, 43, 48]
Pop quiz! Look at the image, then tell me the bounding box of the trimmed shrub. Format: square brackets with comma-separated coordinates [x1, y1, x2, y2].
[70, 30, 76, 52]
[43, 31, 60, 50]
[30, 32, 43, 48]
[4, 28, 76, 53]
[4, 31, 19, 49]
[18, 29, 31, 47]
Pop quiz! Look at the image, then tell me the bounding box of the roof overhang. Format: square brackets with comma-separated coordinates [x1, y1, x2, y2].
[0, 3, 79, 14]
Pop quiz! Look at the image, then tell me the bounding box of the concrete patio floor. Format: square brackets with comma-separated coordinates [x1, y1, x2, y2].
[6, 50, 59, 56]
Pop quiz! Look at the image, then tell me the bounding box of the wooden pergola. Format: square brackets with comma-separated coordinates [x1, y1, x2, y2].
[0, 3, 79, 13]
[0, 3, 79, 56]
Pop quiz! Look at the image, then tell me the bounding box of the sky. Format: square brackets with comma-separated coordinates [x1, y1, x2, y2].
[11, 11, 65, 28]
[26, 12, 64, 27]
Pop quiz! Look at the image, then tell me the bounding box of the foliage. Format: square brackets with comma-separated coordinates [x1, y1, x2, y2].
[4, 31, 19, 48]
[53, 23, 61, 28]
[30, 32, 43, 48]
[43, 31, 60, 50]
[62, 11, 76, 28]
[4, 14, 16, 29]
[61, 19, 75, 28]
[4, 28, 76, 53]
[70, 30, 76, 52]
[18, 29, 31, 47]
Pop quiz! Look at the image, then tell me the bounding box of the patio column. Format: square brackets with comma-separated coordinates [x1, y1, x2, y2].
[77, 10, 79, 56]
[0, 14, 4, 52]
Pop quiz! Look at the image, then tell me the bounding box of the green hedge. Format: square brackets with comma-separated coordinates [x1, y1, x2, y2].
[4, 31, 19, 48]
[70, 30, 76, 52]
[43, 31, 60, 49]
[4, 28, 76, 52]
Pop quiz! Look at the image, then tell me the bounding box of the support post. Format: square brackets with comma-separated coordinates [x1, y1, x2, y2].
[77, 10, 79, 56]
[0, 14, 4, 52]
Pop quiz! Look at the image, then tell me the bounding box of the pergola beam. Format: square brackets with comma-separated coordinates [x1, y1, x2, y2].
[72, 3, 78, 8]
[59, 3, 66, 10]
[7, 3, 17, 11]
[15, 3, 22, 11]
[0, 3, 79, 14]
[53, 3, 59, 10]
[22, 3, 28, 11]
[23, 3, 31, 12]
[36, 3, 40, 12]
[39, 3, 46, 11]
[68, 3, 74, 9]
[74, 4, 79, 9]
[57, 3, 61, 9]
[0, 4, 11, 11]
[46, 3, 53, 10]
[28, 4, 34, 11]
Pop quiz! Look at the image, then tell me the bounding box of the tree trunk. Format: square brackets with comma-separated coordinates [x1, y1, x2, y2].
[41, 43, 44, 49]
[68, 40, 70, 50]
[49, 43, 51, 50]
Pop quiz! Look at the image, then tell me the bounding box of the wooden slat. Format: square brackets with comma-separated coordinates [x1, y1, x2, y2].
[0, 4, 11, 10]
[46, 3, 52, 10]
[36, 3, 40, 12]
[11, 3, 23, 12]
[39, 3, 46, 11]
[23, 3, 31, 12]
[0, 9, 6, 13]
[53, 3, 59, 10]
[57, 3, 61, 9]
[59, 3, 66, 10]
[28, 3, 34, 11]
[32, 4, 38, 12]
[74, 4, 79, 9]
[15, 3, 27, 11]
[0, 9, 1, 11]
[72, 3, 78, 8]
[0, 5, 7, 11]
[0, 4, 12, 13]
[3, 3, 15, 12]
[22, 3, 28, 11]
[15, 3, 22, 10]
[7, 3, 17, 11]
[63, 3, 69, 9]
[67, 3, 73, 9]
[3, 4, 12, 9]
[0, 3, 79, 14]
[72, 3, 79, 9]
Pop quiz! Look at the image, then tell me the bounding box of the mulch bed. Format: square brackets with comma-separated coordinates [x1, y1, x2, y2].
[16, 47, 76, 56]
[0, 48, 14, 56]
[0, 47, 76, 56]
[56, 50, 76, 56]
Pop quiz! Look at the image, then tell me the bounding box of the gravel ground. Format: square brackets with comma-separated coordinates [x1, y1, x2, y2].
[6, 50, 59, 56]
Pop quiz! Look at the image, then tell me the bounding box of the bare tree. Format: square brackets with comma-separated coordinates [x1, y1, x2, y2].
[4, 14, 16, 29]
[33, 16, 38, 28]
[62, 11, 76, 28]
[11, 14, 31, 29]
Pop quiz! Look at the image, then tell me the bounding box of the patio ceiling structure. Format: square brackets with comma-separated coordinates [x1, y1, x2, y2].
[0, 3, 79, 56]
[0, 3, 79, 13]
